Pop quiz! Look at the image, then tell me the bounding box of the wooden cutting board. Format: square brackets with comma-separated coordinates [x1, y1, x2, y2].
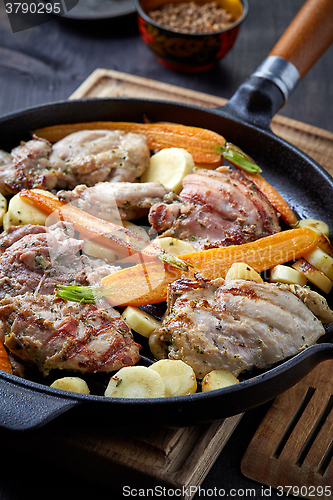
[47, 69, 332, 498]
[241, 360, 333, 499]
[26, 412, 242, 499]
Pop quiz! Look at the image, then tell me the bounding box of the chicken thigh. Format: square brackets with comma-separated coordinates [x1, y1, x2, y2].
[0, 130, 150, 195]
[1, 293, 140, 375]
[149, 166, 281, 250]
[58, 181, 168, 221]
[150, 277, 333, 378]
[50, 129, 150, 188]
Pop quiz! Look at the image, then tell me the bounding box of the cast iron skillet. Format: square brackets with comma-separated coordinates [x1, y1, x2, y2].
[1, 0, 333, 431]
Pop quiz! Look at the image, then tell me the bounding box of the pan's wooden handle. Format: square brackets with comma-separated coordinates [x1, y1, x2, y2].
[269, 0, 333, 79]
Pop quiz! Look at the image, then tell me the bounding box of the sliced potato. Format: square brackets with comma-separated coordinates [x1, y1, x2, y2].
[202, 370, 239, 392]
[81, 237, 121, 263]
[122, 306, 161, 338]
[303, 247, 333, 281]
[270, 264, 307, 286]
[154, 237, 196, 256]
[2, 211, 10, 231]
[316, 233, 333, 257]
[7, 189, 57, 227]
[50, 377, 90, 395]
[0, 193, 7, 227]
[225, 262, 263, 283]
[292, 258, 333, 294]
[141, 147, 195, 194]
[149, 359, 197, 397]
[297, 218, 333, 256]
[104, 366, 166, 399]
[123, 221, 150, 242]
[297, 218, 329, 238]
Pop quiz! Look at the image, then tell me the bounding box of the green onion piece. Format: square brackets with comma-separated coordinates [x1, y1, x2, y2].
[220, 143, 262, 173]
[158, 253, 194, 272]
[56, 285, 98, 303]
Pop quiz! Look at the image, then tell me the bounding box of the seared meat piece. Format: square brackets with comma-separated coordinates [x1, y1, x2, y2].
[150, 278, 332, 378]
[149, 167, 280, 250]
[50, 130, 150, 188]
[0, 293, 141, 375]
[0, 130, 150, 195]
[0, 224, 46, 255]
[0, 222, 120, 303]
[150, 202, 181, 233]
[0, 150, 12, 166]
[0, 223, 136, 374]
[288, 283, 333, 324]
[7, 352, 26, 378]
[58, 181, 168, 222]
[0, 138, 56, 195]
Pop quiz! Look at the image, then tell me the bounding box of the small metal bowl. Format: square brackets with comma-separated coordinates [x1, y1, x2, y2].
[135, 0, 248, 72]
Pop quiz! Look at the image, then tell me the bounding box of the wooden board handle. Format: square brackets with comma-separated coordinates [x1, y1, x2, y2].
[269, 0, 333, 79]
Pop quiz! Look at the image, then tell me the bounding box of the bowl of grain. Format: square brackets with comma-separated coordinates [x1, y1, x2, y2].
[135, 0, 248, 72]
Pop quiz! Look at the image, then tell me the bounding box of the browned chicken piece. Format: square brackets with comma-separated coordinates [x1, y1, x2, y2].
[150, 278, 332, 379]
[0, 222, 120, 305]
[0, 223, 140, 374]
[0, 130, 150, 195]
[57, 181, 168, 222]
[0, 293, 141, 375]
[0, 137, 56, 195]
[50, 130, 150, 188]
[149, 167, 281, 250]
[287, 283, 333, 324]
[7, 352, 26, 378]
[0, 224, 46, 255]
[0, 150, 12, 166]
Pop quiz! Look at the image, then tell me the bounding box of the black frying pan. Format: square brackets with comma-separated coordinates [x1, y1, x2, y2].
[1, 0, 333, 431]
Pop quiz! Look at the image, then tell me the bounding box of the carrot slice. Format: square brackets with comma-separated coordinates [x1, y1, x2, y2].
[34, 121, 226, 167]
[57, 228, 319, 307]
[19, 189, 158, 260]
[35, 121, 265, 173]
[182, 228, 317, 280]
[0, 343, 12, 374]
[101, 259, 182, 306]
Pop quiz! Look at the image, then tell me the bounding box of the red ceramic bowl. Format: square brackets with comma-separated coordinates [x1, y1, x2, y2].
[135, 0, 248, 72]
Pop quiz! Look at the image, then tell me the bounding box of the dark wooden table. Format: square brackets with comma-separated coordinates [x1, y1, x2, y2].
[0, 1, 332, 499]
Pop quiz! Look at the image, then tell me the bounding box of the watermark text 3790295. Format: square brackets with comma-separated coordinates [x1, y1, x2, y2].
[5, 0, 79, 32]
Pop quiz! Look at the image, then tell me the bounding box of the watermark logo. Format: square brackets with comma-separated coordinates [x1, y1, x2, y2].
[4, 0, 80, 33]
